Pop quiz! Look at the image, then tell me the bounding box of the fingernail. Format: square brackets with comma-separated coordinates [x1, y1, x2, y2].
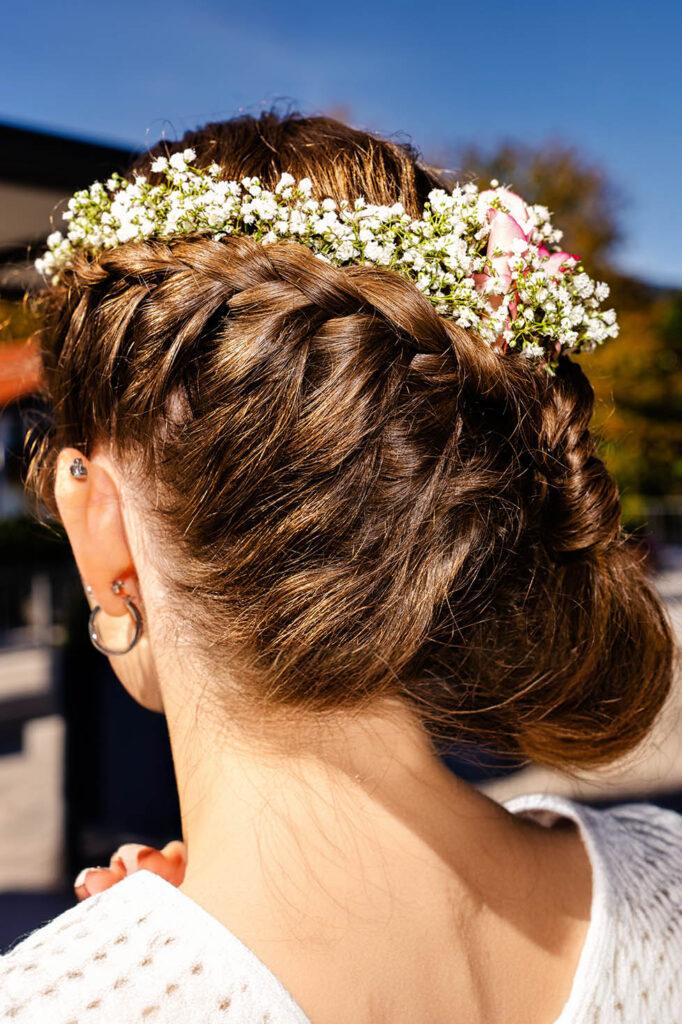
[74, 868, 90, 890]
[74, 866, 106, 892]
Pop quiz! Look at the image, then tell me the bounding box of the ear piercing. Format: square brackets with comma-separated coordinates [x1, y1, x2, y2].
[69, 457, 88, 480]
[69, 457, 142, 655]
[88, 578, 143, 656]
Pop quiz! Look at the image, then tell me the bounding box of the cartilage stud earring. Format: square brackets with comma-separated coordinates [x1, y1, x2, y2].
[69, 457, 88, 480]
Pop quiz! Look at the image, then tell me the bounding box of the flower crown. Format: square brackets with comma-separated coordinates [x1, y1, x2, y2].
[35, 147, 618, 370]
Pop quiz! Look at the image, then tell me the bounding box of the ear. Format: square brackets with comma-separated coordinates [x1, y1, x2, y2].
[54, 447, 136, 616]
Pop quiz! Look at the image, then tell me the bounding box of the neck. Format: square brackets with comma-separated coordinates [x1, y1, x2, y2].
[162, 672, 512, 945]
[156, 667, 591, 1024]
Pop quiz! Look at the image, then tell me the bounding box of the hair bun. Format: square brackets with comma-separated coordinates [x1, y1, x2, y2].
[27, 110, 675, 773]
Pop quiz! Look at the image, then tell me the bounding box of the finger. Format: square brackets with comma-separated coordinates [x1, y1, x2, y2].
[109, 841, 186, 882]
[109, 843, 156, 876]
[136, 846, 186, 886]
[74, 863, 125, 901]
[159, 841, 187, 885]
[161, 840, 187, 866]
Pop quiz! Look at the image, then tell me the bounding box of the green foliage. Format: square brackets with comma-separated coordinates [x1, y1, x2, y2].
[580, 296, 682, 501]
[0, 297, 40, 342]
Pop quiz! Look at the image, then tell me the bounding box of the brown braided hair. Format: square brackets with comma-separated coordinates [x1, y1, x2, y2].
[27, 110, 676, 769]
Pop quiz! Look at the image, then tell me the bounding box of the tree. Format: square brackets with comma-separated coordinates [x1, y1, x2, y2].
[0, 296, 40, 343]
[581, 293, 682, 511]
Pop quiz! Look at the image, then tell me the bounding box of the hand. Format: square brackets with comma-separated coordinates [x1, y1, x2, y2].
[74, 840, 187, 900]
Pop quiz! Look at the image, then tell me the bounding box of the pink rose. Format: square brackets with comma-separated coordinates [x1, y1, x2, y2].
[479, 187, 534, 235]
[475, 189, 579, 296]
[473, 188, 531, 309]
[537, 245, 579, 277]
[472, 188, 582, 354]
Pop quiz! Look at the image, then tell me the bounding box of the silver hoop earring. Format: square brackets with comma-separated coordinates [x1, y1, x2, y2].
[88, 579, 143, 656]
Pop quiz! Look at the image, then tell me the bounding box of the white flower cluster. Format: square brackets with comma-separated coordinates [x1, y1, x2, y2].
[35, 148, 618, 368]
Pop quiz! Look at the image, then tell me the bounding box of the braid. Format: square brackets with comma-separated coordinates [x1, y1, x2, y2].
[27, 111, 675, 771]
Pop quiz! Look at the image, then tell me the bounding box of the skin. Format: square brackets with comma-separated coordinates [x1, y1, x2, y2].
[55, 445, 593, 1024]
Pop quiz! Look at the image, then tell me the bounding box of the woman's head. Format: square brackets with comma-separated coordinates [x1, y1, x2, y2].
[29, 110, 676, 770]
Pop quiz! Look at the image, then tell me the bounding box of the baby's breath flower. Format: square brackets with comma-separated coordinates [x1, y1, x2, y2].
[33, 150, 618, 368]
[275, 172, 295, 193]
[168, 152, 189, 171]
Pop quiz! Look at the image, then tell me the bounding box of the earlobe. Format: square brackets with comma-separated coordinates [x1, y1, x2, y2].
[55, 447, 136, 616]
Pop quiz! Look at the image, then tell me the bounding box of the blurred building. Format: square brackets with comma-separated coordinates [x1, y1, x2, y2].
[0, 122, 136, 517]
[0, 123, 139, 897]
[0, 120, 135, 297]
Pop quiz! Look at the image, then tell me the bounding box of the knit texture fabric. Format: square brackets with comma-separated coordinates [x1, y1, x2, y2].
[503, 793, 682, 1022]
[1, 792, 680, 1023]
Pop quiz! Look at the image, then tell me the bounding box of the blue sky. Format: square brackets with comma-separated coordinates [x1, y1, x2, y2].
[3, 0, 680, 285]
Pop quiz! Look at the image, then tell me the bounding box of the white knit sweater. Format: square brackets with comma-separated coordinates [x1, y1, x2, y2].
[1, 792, 681, 1023]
